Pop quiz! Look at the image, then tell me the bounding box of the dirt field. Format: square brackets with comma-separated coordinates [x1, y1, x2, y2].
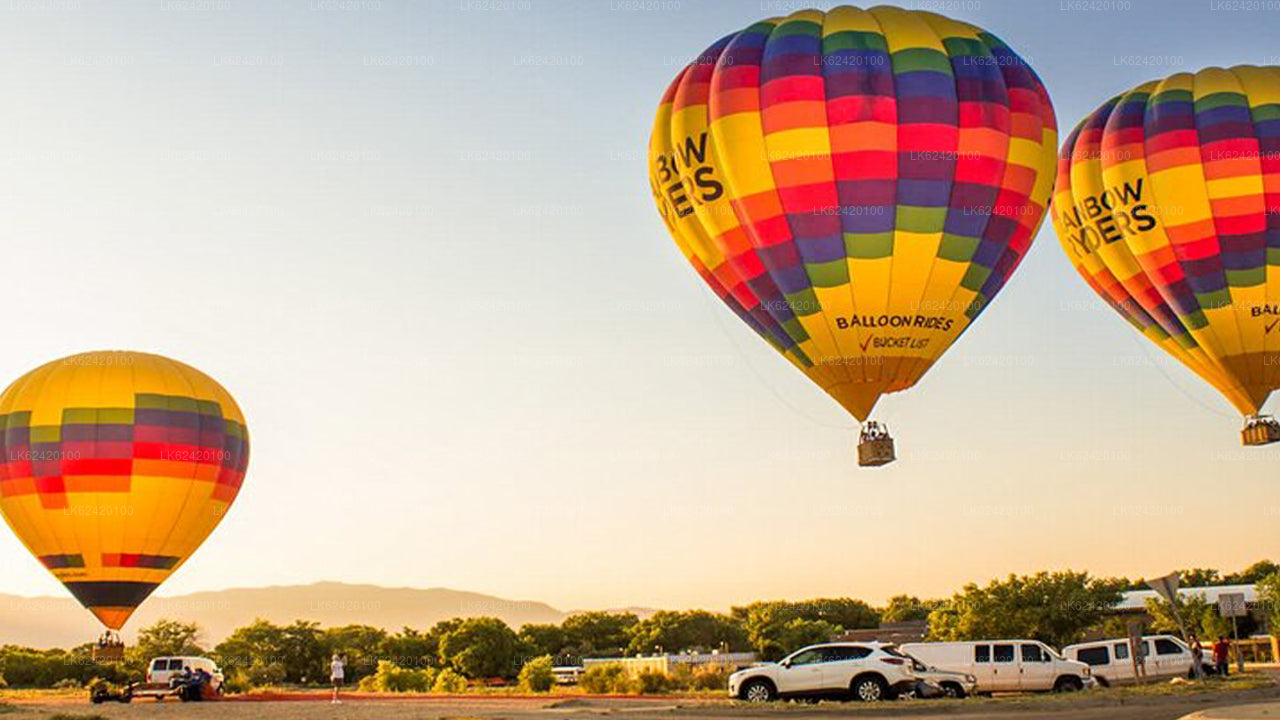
[7, 683, 1280, 720]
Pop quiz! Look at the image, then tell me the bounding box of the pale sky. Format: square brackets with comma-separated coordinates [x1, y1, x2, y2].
[0, 0, 1276, 614]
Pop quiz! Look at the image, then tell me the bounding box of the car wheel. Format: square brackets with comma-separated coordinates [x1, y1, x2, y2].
[852, 675, 888, 702]
[941, 682, 966, 699]
[1053, 676, 1083, 693]
[740, 679, 776, 703]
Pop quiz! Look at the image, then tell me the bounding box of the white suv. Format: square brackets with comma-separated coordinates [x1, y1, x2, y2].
[729, 643, 916, 702]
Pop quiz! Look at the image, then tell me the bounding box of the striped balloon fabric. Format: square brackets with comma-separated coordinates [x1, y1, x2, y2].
[0, 351, 248, 629]
[649, 6, 1057, 426]
[1052, 67, 1280, 426]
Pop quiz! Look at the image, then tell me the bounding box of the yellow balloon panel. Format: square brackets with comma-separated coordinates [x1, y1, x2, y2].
[0, 351, 248, 629]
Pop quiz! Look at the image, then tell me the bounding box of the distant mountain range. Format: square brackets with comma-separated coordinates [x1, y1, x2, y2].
[0, 582, 658, 649]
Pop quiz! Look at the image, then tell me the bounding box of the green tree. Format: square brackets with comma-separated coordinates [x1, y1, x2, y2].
[517, 655, 555, 692]
[1174, 568, 1222, 587]
[625, 610, 748, 655]
[439, 617, 520, 679]
[880, 595, 942, 624]
[323, 625, 388, 684]
[1224, 560, 1279, 585]
[775, 619, 839, 653]
[926, 571, 1127, 648]
[518, 623, 569, 659]
[381, 627, 439, 670]
[133, 619, 204, 658]
[1146, 595, 1230, 640]
[1259, 571, 1280, 635]
[560, 612, 637, 657]
[731, 599, 869, 660]
[796, 598, 879, 630]
[214, 619, 327, 685]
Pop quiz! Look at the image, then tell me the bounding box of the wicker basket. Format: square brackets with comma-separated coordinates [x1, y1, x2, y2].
[1242, 417, 1280, 446]
[858, 436, 896, 467]
[92, 644, 126, 662]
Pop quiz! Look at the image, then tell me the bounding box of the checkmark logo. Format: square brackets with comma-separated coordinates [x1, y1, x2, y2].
[859, 335, 874, 352]
[1266, 319, 1279, 335]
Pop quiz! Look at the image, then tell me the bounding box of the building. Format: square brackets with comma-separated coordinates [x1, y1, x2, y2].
[1114, 584, 1260, 615]
[581, 652, 758, 677]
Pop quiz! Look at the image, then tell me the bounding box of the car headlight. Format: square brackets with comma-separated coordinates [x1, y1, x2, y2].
[1082, 667, 1091, 676]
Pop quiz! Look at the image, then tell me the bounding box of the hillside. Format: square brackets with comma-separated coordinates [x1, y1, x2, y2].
[0, 582, 655, 649]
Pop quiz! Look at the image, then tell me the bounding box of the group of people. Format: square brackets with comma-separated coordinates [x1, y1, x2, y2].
[173, 665, 215, 701]
[1188, 634, 1235, 677]
[95, 631, 123, 649]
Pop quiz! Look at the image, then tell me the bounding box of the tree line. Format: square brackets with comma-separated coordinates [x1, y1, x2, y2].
[3, 560, 1277, 690]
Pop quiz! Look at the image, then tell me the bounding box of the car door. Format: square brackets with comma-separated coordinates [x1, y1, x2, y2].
[1153, 638, 1189, 679]
[821, 646, 871, 692]
[972, 644, 996, 691]
[1018, 643, 1054, 691]
[1110, 642, 1133, 683]
[1135, 640, 1154, 678]
[991, 644, 1018, 691]
[778, 648, 827, 694]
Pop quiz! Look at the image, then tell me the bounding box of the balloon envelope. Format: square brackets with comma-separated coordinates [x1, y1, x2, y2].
[0, 351, 249, 629]
[1052, 66, 1280, 417]
[649, 5, 1057, 422]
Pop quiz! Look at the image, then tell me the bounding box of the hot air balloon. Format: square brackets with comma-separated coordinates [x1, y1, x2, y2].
[1052, 66, 1280, 445]
[0, 351, 249, 652]
[649, 6, 1058, 465]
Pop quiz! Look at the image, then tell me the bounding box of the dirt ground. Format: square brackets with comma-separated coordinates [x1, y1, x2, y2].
[7, 683, 1280, 720]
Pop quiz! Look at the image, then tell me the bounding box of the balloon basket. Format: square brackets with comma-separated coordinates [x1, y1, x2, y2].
[92, 644, 125, 662]
[858, 422, 896, 467]
[1242, 415, 1280, 446]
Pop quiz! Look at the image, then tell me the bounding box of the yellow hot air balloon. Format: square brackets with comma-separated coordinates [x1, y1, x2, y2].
[0, 351, 249, 635]
[1052, 67, 1280, 445]
[649, 6, 1058, 465]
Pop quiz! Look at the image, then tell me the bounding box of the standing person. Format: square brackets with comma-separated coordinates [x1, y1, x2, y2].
[1189, 634, 1204, 678]
[330, 653, 345, 704]
[1213, 636, 1231, 677]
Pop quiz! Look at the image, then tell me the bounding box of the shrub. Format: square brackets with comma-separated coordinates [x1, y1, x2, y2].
[368, 660, 436, 692]
[517, 655, 555, 693]
[635, 670, 669, 695]
[580, 663, 629, 694]
[689, 666, 731, 691]
[432, 668, 467, 694]
[0, 672, 7, 689]
[52, 678, 82, 690]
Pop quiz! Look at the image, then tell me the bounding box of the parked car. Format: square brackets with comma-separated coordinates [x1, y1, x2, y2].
[144, 656, 224, 693]
[552, 666, 584, 685]
[900, 641, 1093, 694]
[728, 642, 916, 703]
[1062, 635, 1214, 686]
[908, 655, 977, 699]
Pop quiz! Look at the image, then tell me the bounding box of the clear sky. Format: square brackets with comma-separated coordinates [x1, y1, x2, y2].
[0, 0, 1276, 614]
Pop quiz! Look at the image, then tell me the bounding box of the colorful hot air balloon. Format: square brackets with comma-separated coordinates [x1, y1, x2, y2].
[0, 351, 249, 631]
[649, 6, 1058, 465]
[1052, 66, 1280, 445]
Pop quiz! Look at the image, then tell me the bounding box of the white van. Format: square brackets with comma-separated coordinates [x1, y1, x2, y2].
[900, 641, 1093, 694]
[145, 656, 224, 692]
[1062, 635, 1212, 686]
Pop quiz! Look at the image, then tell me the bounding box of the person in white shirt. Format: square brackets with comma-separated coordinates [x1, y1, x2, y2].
[330, 653, 345, 704]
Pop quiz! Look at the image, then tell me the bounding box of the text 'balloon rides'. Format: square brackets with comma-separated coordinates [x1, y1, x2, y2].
[0, 351, 249, 630]
[1052, 66, 1280, 445]
[648, 5, 1058, 465]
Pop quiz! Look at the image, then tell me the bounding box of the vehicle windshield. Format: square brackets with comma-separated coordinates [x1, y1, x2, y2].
[878, 645, 908, 658]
